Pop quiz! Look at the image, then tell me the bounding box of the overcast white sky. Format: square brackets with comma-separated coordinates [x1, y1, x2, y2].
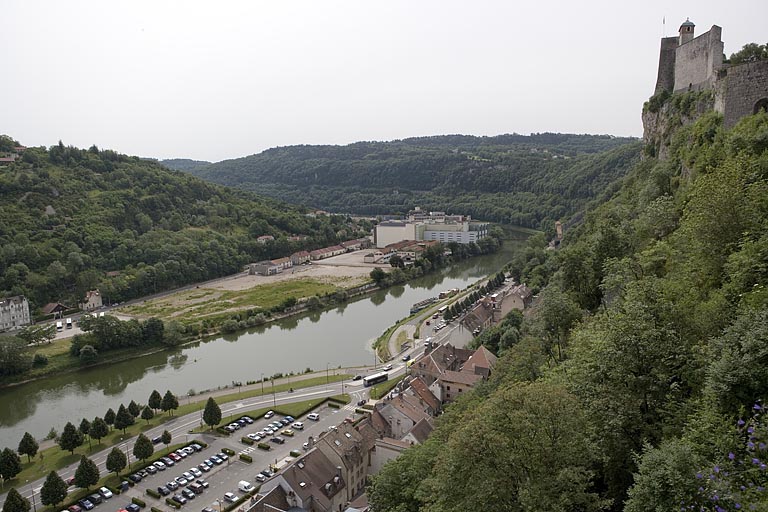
[1, 1, 766, 162]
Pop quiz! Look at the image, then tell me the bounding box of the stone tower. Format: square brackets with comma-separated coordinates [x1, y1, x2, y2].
[679, 18, 695, 45]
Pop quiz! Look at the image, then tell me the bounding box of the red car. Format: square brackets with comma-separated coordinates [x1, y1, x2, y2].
[168, 452, 181, 462]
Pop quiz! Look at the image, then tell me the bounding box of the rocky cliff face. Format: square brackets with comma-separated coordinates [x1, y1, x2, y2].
[642, 90, 715, 160]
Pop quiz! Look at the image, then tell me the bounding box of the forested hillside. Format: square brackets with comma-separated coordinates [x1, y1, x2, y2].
[184, 134, 640, 230]
[369, 102, 768, 511]
[0, 139, 370, 312]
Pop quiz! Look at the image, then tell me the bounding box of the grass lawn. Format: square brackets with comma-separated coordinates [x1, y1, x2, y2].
[123, 278, 338, 323]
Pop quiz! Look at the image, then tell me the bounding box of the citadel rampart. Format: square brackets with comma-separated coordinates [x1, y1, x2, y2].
[653, 19, 767, 128]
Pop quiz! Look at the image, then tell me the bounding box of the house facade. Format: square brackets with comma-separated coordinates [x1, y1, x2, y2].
[80, 289, 103, 311]
[0, 295, 31, 332]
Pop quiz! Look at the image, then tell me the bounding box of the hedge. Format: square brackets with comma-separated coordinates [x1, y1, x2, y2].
[216, 426, 230, 435]
[145, 488, 161, 499]
[239, 453, 253, 463]
[241, 436, 254, 445]
[132, 497, 147, 508]
[290, 450, 301, 457]
[151, 508, 163, 512]
[354, 408, 370, 415]
[257, 442, 271, 450]
[165, 498, 181, 509]
[222, 447, 236, 456]
[328, 402, 341, 409]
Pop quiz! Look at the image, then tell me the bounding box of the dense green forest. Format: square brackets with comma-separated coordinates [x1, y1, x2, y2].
[176, 133, 640, 230]
[369, 101, 768, 511]
[0, 139, 371, 312]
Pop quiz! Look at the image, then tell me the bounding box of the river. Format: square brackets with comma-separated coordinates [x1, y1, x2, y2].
[0, 244, 519, 447]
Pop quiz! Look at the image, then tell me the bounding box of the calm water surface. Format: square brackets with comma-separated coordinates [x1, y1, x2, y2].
[0, 244, 518, 446]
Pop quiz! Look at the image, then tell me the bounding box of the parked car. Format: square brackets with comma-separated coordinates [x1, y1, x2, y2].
[242, 416, 254, 424]
[264, 411, 275, 419]
[166, 481, 179, 491]
[125, 504, 140, 512]
[190, 467, 203, 477]
[98, 487, 113, 499]
[223, 492, 237, 503]
[77, 499, 94, 511]
[198, 463, 210, 472]
[157, 486, 171, 496]
[145, 465, 157, 475]
[196, 479, 209, 489]
[302, 442, 310, 450]
[270, 436, 285, 444]
[174, 476, 188, 486]
[182, 446, 195, 455]
[175, 449, 188, 458]
[87, 493, 102, 505]
[188, 482, 204, 494]
[182, 471, 194, 481]
[357, 399, 367, 406]
[402, 354, 411, 362]
[67, 506, 82, 512]
[154, 461, 166, 471]
[255, 473, 267, 482]
[260, 469, 273, 478]
[203, 459, 214, 467]
[168, 453, 181, 462]
[210, 455, 223, 465]
[162, 456, 175, 467]
[191, 443, 203, 451]
[171, 494, 187, 505]
[181, 488, 196, 500]
[127, 473, 142, 483]
[216, 452, 229, 461]
[281, 429, 295, 437]
[292, 422, 304, 430]
[238, 480, 254, 493]
[307, 413, 320, 421]
[137, 469, 149, 478]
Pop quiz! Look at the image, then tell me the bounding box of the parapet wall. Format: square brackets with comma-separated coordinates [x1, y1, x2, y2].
[673, 25, 723, 92]
[716, 60, 768, 127]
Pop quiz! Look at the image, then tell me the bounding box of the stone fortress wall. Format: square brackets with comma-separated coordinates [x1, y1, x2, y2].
[654, 19, 768, 128]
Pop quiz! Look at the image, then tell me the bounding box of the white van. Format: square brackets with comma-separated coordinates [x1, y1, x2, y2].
[238, 480, 254, 493]
[56, 321, 63, 331]
[66, 318, 72, 329]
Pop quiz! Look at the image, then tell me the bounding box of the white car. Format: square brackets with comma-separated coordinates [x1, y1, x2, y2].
[264, 410, 275, 419]
[307, 413, 320, 421]
[255, 474, 267, 482]
[247, 433, 261, 441]
[224, 492, 237, 503]
[189, 468, 202, 477]
[98, 487, 113, 499]
[292, 422, 304, 430]
[154, 461, 166, 471]
[383, 364, 393, 371]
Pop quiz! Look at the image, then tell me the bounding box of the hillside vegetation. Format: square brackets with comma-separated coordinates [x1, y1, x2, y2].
[0, 139, 371, 311]
[369, 104, 768, 511]
[181, 133, 640, 230]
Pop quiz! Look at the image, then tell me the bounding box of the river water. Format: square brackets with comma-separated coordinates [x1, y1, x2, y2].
[0, 244, 519, 446]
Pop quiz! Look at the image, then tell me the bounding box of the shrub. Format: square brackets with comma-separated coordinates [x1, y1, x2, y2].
[32, 353, 48, 367]
[290, 450, 301, 457]
[151, 508, 163, 512]
[165, 498, 181, 509]
[257, 443, 270, 450]
[241, 437, 254, 446]
[328, 402, 340, 409]
[239, 454, 252, 463]
[222, 447, 235, 456]
[145, 489, 160, 499]
[355, 408, 370, 415]
[216, 426, 230, 435]
[131, 497, 147, 507]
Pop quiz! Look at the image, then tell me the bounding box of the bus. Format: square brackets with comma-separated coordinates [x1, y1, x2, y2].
[437, 305, 448, 315]
[363, 372, 388, 387]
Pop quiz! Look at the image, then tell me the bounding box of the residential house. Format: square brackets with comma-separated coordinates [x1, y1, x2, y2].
[315, 422, 370, 500]
[310, 245, 346, 261]
[256, 235, 275, 244]
[401, 418, 433, 445]
[405, 376, 441, 416]
[370, 437, 412, 474]
[374, 393, 433, 439]
[80, 290, 102, 311]
[257, 448, 347, 512]
[270, 257, 293, 271]
[435, 370, 482, 404]
[508, 283, 533, 310]
[291, 250, 311, 265]
[410, 343, 474, 386]
[41, 302, 68, 318]
[0, 295, 31, 332]
[363, 251, 386, 264]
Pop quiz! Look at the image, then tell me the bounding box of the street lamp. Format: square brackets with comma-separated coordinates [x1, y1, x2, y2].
[325, 363, 329, 390]
[260, 373, 264, 396]
[26, 480, 38, 512]
[272, 379, 276, 407]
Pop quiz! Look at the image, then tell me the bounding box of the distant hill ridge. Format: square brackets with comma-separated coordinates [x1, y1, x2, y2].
[180, 132, 640, 230]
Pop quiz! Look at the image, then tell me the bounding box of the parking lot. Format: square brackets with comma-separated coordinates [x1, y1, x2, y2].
[115, 402, 360, 511]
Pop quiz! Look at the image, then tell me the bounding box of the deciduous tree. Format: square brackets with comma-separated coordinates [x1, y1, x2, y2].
[105, 447, 126, 477]
[58, 422, 84, 454]
[73, 456, 99, 490]
[132, 434, 153, 462]
[17, 432, 38, 463]
[114, 405, 134, 434]
[89, 417, 108, 445]
[160, 390, 178, 416]
[140, 406, 154, 424]
[148, 390, 162, 411]
[40, 471, 68, 507]
[0, 447, 22, 480]
[203, 397, 222, 429]
[2, 488, 29, 512]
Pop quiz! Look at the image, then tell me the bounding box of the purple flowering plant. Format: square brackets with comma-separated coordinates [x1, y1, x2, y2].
[686, 401, 768, 511]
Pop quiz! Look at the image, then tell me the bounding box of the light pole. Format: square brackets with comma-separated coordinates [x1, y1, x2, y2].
[260, 373, 264, 396]
[26, 480, 37, 512]
[325, 363, 329, 390]
[271, 379, 276, 407]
